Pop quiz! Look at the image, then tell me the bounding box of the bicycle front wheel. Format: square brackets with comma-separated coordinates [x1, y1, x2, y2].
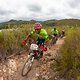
[21, 55, 34, 76]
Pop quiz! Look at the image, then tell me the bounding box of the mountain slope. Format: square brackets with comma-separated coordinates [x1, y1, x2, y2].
[42, 19, 80, 27]
[0, 19, 80, 29]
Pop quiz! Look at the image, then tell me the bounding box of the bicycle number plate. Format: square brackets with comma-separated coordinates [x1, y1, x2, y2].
[30, 44, 38, 50]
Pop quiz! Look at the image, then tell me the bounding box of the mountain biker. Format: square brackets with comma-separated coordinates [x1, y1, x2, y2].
[52, 27, 59, 37]
[22, 22, 48, 57]
[61, 29, 65, 38]
[51, 27, 59, 41]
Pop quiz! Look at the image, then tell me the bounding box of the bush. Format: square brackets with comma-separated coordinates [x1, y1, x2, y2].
[0, 25, 33, 59]
[52, 28, 80, 80]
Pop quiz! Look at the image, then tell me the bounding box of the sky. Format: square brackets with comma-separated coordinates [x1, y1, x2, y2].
[0, 0, 80, 22]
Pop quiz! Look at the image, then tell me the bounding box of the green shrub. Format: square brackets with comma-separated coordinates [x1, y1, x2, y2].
[52, 28, 80, 79]
[0, 26, 33, 58]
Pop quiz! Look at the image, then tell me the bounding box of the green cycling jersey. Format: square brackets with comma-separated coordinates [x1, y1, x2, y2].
[29, 29, 48, 39]
[52, 29, 59, 35]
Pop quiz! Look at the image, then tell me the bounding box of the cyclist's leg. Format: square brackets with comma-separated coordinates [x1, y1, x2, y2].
[36, 38, 46, 58]
[52, 34, 57, 44]
[35, 38, 43, 58]
[39, 38, 45, 57]
[62, 31, 65, 37]
[40, 38, 45, 46]
[36, 37, 41, 45]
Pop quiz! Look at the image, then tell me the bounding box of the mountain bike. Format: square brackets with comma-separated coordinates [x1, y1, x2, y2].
[21, 42, 47, 76]
[49, 35, 58, 48]
[59, 30, 65, 38]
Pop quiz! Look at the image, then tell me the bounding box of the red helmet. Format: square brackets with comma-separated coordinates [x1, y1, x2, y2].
[34, 22, 42, 30]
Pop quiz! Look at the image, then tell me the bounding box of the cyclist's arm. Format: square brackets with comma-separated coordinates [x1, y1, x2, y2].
[24, 30, 35, 41]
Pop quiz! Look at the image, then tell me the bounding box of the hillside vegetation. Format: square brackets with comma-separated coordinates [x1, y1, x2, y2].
[0, 19, 80, 29]
[51, 27, 80, 80]
[0, 24, 34, 60]
[43, 19, 80, 27]
[0, 19, 36, 29]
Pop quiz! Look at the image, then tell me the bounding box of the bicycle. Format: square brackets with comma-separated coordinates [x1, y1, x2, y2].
[21, 41, 47, 76]
[60, 30, 65, 38]
[49, 34, 58, 48]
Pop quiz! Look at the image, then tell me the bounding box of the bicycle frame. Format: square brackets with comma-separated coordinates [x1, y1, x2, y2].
[21, 43, 42, 76]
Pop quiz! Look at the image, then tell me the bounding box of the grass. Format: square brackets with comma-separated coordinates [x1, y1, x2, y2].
[51, 27, 80, 80]
[0, 24, 34, 58]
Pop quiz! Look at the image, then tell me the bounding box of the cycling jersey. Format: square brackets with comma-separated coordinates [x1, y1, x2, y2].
[52, 29, 59, 35]
[29, 29, 48, 39]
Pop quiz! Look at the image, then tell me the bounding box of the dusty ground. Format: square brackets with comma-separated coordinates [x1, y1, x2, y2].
[0, 38, 64, 80]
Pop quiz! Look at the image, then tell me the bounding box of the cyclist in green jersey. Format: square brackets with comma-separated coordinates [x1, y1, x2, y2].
[22, 22, 48, 57]
[52, 27, 59, 37]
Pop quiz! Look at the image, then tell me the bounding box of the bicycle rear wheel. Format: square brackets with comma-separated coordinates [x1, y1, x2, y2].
[50, 38, 56, 47]
[21, 55, 34, 76]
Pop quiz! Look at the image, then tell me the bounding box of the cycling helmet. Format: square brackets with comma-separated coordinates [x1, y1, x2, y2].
[34, 22, 42, 30]
[62, 30, 65, 32]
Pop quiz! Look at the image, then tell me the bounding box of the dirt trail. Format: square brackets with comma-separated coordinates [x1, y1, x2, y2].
[0, 38, 64, 80]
